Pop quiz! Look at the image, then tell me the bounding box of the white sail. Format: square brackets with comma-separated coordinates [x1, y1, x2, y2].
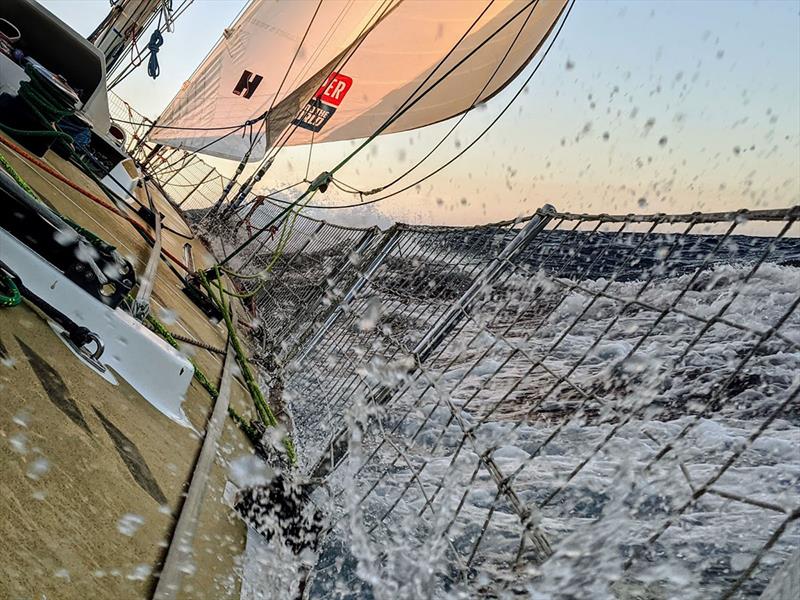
[150, 0, 568, 161]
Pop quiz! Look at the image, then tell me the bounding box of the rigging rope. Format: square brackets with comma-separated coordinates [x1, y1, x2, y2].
[197, 267, 297, 463]
[334, 0, 541, 198]
[218, 190, 317, 292]
[0, 63, 77, 152]
[267, 0, 574, 212]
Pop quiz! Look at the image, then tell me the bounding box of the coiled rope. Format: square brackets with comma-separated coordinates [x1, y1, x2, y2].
[0, 63, 77, 153]
[147, 29, 164, 79]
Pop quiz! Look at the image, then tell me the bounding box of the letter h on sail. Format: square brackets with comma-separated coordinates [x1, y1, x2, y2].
[233, 70, 263, 99]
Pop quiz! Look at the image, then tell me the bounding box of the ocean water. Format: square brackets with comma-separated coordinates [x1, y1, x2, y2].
[243, 229, 800, 599]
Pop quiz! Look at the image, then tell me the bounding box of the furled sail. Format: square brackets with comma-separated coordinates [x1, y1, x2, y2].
[150, 0, 568, 161]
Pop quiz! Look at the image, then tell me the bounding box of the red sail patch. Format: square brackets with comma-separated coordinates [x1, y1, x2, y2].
[315, 73, 353, 107]
[294, 72, 353, 133]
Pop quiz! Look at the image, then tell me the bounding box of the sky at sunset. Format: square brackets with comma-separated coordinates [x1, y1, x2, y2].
[41, 0, 800, 227]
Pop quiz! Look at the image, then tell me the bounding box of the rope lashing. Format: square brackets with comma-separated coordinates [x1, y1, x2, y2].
[147, 29, 163, 79]
[198, 268, 296, 463]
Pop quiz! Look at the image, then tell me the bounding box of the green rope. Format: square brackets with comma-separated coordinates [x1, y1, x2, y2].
[0, 122, 73, 141]
[199, 268, 297, 463]
[217, 191, 315, 300]
[228, 405, 261, 446]
[0, 273, 21, 308]
[63, 217, 117, 252]
[0, 63, 77, 153]
[0, 152, 113, 253]
[0, 151, 112, 311]
[144, 309, 273, 453]
[143, 287, 295, 462]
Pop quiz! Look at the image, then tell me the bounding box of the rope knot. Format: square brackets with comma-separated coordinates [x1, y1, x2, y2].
[147, 30, 164, 79]
[309, 171, 332, 194]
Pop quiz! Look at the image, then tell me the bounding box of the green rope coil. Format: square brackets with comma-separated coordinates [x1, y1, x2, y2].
[0, 63, 77, 152]
[0, 273, 21, 308]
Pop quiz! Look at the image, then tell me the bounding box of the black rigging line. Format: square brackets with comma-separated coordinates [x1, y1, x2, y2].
[112, 118, 248, 132]
[220, 0, 396, 208]
[267, 0, 575, 211]
[145, 125, 247, 180]
[364, 0, 496, 149]
[267, 0, 494, 171]
[216, 0, 545, 266]
[335, 0, 540, 197]
[266, 0, 325, 132]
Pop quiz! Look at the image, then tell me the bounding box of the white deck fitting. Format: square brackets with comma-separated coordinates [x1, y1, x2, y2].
[0, 227, 194, 427]
[100, 160, 140, 205]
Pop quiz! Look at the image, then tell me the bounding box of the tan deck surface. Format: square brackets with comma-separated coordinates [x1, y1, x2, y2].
[0, 132, 255, 599]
